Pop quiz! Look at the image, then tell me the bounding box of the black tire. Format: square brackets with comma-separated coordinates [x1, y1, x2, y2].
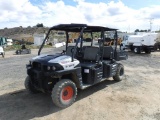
[130, 45, 134, 51]
[134, 46, 141, 54]
[120, 44, 123, 50]
[144, 49, 151, 54]
[51, 79, 77, 108]
[154, 44, 158, 51]
[16, 50, 21, 54]
[113, 64, 124, 81]
[24, 76, 39, 94]
[2, 53, 4, 58]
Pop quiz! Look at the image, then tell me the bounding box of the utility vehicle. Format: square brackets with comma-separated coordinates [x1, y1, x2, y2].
[25, 24, 128, 108]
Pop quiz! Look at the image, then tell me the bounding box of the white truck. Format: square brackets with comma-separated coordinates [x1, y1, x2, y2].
[120, 32, 159, 54]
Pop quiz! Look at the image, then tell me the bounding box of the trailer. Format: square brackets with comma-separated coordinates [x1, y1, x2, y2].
[120, 33, 159, 54]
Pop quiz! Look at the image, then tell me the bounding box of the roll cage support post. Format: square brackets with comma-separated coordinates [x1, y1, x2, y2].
[71, 27, 86, 62]
[65, 31, 69, 51]
[38, 29, 51, 55]
[114, 30, 118, 53]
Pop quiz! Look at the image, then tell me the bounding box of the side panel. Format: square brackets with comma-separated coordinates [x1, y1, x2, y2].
[103, 62, 118, 78]
[53, 67, 83, 88]
[81, 65, 103, 84]
[142, 35, 156, 46]
[133, 42, 142, 46]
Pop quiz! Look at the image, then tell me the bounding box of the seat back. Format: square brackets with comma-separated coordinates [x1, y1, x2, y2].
[83, 47, 99, 61]
[103, 46, 114, 59]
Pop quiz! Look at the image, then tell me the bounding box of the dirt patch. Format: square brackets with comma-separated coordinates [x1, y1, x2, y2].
[0, 48, 160, 120]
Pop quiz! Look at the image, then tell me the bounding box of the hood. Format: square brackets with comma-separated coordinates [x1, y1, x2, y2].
[31, 53, 62, 64]
[30, 53, 80, 70]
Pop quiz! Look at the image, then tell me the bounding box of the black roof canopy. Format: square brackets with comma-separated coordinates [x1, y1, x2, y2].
[50, 23, 117, 32]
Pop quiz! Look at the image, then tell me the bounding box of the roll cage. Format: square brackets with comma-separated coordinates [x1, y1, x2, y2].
[38, 23, 118, 61]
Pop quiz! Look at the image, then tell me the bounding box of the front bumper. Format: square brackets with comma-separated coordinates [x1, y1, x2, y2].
[26, 64, 56, 92]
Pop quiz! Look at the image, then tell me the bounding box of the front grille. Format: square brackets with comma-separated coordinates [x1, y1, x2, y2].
[43, 65, 49, 71]
[32, 62, 42, 70]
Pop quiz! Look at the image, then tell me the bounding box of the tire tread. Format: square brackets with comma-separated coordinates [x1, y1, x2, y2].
[51, 79, 77, 108]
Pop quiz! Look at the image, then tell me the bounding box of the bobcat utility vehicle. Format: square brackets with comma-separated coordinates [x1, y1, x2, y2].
[25, 24, 128, 108]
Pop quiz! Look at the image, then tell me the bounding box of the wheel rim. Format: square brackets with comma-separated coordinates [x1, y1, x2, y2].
[134, 48, 137, 53]
[62, 86, 73, 101]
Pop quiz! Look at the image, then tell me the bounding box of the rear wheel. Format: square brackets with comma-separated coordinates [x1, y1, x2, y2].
[113, 64, 124, 81]
[51, 79, 77, 108]
[25, 76, 39, 94]
[144, 49, 151, 54]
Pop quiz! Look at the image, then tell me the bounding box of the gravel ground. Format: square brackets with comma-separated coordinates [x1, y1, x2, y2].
[0, 47, 160, 120]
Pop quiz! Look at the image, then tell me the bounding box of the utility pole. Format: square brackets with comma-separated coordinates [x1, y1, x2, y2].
[149, 18, 154, 32]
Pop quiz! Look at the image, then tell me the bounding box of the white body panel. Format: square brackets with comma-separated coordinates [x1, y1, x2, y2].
[31, 54, 80, 70]
[49, 55, 79, 70]
[122, 33, 158, 47]
[0, 47, 4, 53]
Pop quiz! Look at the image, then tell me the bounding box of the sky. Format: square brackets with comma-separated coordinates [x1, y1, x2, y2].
[0, 0, 160, 32]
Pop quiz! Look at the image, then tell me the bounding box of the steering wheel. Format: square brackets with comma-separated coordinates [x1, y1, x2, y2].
[61, 50, 66, 54]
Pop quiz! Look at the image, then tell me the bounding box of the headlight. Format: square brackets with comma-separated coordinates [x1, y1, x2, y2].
[46, 66, 56, 71]
[52, 66, 56, 70]
[47, 66, 51, 70]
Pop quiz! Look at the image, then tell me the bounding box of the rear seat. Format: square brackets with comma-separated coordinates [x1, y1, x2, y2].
[103, 46, 114, 60]
[83, 46, 99, 62]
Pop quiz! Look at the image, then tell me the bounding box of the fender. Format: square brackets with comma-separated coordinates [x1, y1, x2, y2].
[45, 67, 82, 88]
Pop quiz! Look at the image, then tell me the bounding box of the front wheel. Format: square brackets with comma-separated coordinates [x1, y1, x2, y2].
[24, 76, 39, 94]
[113, 64, 124, 81]
[134, 47, 141, 54]
[51, 79, 77, 108]
[144, 49, 151, 54]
